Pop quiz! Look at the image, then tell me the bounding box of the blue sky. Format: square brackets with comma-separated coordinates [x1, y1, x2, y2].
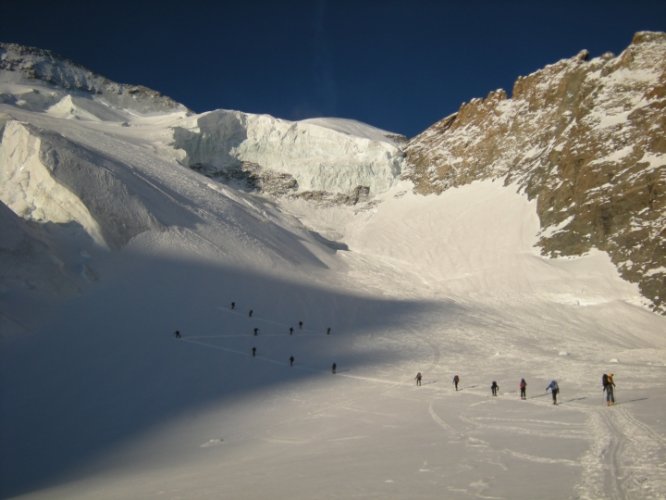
[1, 1, 664, 137]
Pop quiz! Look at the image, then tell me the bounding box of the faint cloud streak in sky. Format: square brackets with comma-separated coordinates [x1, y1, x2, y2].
[292, 0, 337, 119]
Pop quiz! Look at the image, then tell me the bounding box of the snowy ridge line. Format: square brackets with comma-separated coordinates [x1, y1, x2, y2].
[215, 305, 333, 336]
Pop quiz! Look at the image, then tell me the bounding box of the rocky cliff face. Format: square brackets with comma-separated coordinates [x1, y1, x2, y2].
[405, 32, 666, 314]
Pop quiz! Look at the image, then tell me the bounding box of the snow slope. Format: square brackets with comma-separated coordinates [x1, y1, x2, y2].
[1, 61, 666, 500]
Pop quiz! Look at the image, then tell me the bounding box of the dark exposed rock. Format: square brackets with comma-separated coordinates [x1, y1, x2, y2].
[405, 32, 666, 314]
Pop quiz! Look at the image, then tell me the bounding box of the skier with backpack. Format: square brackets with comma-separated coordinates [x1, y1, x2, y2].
[519, 378, 527, 400]
[546, 380, 559, 405]
[491, 381, 499, 396]
[603, 373, 616, 406]
[415, 372, 422, 386]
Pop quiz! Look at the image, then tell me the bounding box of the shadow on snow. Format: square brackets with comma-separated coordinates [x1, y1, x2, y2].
[0, 250, 462, 498]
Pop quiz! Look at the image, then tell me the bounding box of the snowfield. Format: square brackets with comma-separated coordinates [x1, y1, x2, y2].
[1, 71, 666, 500]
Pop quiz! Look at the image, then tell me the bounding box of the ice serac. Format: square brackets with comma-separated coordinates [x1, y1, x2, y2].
[173, 110, 405, 200]
[405, 31, 666, 314]
[0, 120, 162, 249]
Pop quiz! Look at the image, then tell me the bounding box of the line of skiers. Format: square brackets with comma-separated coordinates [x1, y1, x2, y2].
[414, 373, 616, 406]
[236, 302, 336, 373]
[183, 303, 619, 405]
[232, 303, 331, 337]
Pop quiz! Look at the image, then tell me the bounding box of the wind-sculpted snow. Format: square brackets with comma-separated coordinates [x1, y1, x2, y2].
[173, 109, 405, 197]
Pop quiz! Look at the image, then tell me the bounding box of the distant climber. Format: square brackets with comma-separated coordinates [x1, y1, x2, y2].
[174, 330, 181, 339]
[546, 380, 559, 405]
[249, 309, 254, 318]
[252, 346, 256, 357]
[231, 302, 235, 310]
[491, 381, 499, 396]
[520, 378, 527, 400]
[298, 321, 303, 330]
[289, 327, 294, 335]
[416, 372, 422, 386]
[603, 373, 616, 406]
[331, 362, 337, 374]
[289, 355, 295, 367]
[453, 375, 460, 391]
[253, 328, 259, 336]
[326, 327, 331, 335]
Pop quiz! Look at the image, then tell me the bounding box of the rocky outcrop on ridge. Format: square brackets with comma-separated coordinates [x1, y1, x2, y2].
[405, 32, 666, 313]
[0, 43, 187, 114]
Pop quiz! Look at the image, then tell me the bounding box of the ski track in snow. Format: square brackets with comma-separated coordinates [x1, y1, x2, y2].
[176, 305, 666, 500]
[575, 404, 666, 500]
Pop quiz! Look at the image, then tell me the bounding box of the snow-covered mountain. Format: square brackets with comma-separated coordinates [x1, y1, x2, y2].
[0, 41, 406, 298]
[405, 31, 666, 314]
[1, 38, 666, 500]
[0, 42, 187, 115]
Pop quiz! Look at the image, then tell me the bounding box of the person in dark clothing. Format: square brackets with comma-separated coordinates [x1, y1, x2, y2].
[326, 327, 331, 335]
[546, 380, 559, 405]
[289, 327, 294, 335]
[289, 355, 294, 367]
[453, 375, 460, 391]
[298, 321, 303, 330]
[331, 363, 337, 374]
[252, 347, 256, 357]
[253, 328, 259, 336]
[174, 330, 181, 338]
[491, 381, 499, 396]
[231, 302, 235, 310]
[603, 373, 616, 406]
[520, 378, 527, 400]
[249, 309, 254, 318]
[416, 372, 422, 386]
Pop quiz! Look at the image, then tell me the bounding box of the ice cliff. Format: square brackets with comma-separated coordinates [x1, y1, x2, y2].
[173, 110, 405, 200]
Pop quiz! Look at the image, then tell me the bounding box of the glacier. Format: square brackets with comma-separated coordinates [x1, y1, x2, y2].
[1, 41, 665, 500]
